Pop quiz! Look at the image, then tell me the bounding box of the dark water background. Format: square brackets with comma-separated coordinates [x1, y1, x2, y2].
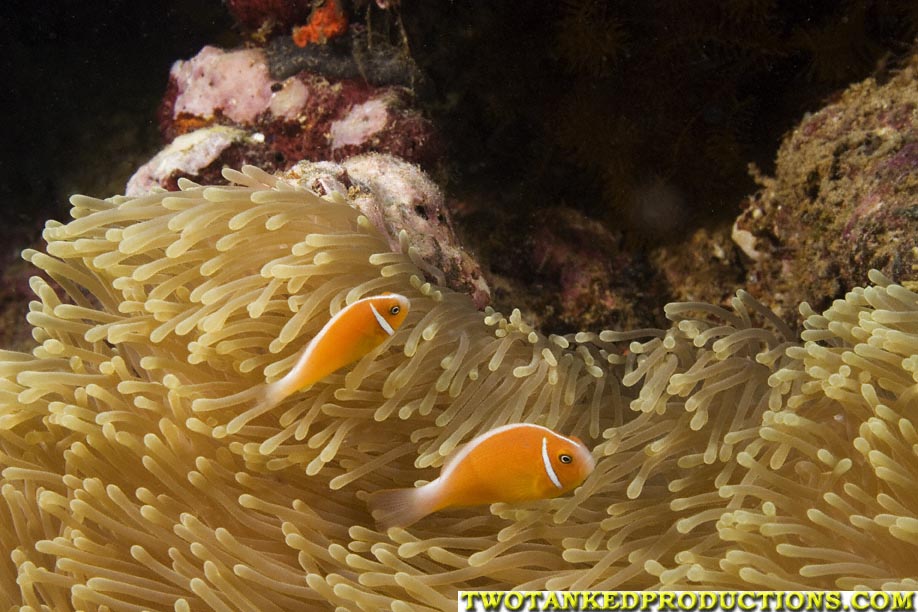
[0, 1, 234, 234]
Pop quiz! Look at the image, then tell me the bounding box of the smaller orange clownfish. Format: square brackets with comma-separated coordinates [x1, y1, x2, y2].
[367, 423, 595, 530]
[223, 293, 410, 435]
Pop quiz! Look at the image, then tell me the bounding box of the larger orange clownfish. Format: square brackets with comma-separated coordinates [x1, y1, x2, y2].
[367, 423, 595, 530]
[222, 293, 410, 435]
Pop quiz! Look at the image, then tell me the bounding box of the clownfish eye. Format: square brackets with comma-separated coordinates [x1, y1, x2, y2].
[559, 454, 572, 464]
[389, 305, 400, 315]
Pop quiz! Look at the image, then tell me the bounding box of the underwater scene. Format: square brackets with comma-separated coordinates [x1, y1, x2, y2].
[3, 1, 918, 609]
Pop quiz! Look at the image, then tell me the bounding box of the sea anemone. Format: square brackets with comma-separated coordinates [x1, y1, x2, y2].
[1, 166, 917, 609]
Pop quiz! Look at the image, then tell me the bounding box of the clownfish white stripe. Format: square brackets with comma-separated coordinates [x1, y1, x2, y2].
[370, 302, 395, 336]
[541, 436, 563, 489]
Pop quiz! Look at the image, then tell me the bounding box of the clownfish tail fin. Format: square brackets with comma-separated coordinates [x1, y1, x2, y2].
[224, 381, 287, 435]
[367, 484, 438, 530]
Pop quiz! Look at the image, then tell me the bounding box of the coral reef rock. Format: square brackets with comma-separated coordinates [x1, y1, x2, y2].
[156, 45, 438, 175]
[653, 224, 746, 308]
[520, 206, 669, 333]
[281, 155, 490, 307]
[3, 168, 918, 610]
[733, 55, 918, 322]
[126, 126, 255, 195]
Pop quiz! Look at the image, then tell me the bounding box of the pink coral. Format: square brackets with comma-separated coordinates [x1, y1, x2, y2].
[267, 77, 309, 119]
[330, 97, 391, 151]
[171, 47, 275, 124]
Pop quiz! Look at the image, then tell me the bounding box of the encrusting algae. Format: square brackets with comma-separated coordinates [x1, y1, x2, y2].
[1, 166, 917, 610]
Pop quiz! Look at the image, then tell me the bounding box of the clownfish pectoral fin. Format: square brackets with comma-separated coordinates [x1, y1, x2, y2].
[367, 485, 437, 530]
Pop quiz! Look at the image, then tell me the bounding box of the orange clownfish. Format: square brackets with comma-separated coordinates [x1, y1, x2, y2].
[223, 293, 410, 435]
[367, 423, 595, 530]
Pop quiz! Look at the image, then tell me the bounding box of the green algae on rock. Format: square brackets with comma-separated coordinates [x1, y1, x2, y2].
[1, 167, 918, 609]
